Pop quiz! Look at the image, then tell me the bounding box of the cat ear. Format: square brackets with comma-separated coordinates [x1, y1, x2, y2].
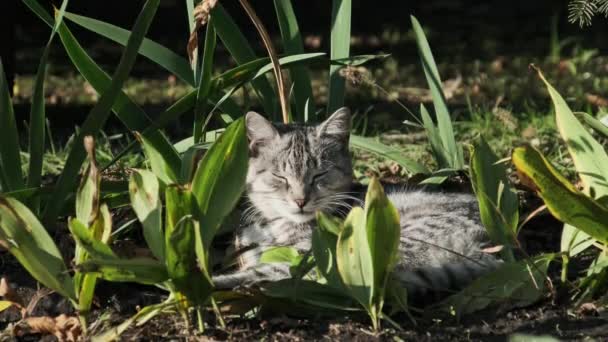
[317, 107, 351, 140]
[246, 111, 278, 156]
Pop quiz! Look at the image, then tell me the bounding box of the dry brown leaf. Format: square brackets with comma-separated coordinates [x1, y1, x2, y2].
[0, 277, 25, 315]
[187, 0, 219, 63]
[14, 314, 82, 342]
[586, 93, 608, 108]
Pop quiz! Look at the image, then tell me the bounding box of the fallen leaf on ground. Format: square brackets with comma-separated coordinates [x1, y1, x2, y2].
[13, 314, 82, 342]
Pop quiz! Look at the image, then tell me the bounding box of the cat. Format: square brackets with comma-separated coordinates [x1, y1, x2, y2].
[212, 107, 501, 297]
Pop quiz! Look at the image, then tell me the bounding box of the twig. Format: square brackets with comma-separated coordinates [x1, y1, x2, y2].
[239, 0, 289, 123]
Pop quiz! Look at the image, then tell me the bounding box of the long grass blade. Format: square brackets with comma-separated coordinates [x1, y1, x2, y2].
[194, 16, 217, 143]
[213, 4, 276, 117]
[0, 60, 24, 192]
[350, 135, 429, 175]
[327, 0, 351, 114]
[411, 16, 463, 169]
[43, 0, 161, 224]
[63, 11, 194, 85]
[273, 0, 315, 122]
[27, 0, 69, 213]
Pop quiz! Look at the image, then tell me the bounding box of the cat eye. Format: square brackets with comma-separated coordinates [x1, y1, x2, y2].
[271, 173, 288, 186]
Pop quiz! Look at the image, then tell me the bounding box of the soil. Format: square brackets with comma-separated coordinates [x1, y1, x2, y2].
[1, 191, 607, 341]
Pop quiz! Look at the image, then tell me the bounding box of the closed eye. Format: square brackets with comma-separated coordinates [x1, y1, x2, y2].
[311, 171, 329, 184]
[272, 173, 288, 184]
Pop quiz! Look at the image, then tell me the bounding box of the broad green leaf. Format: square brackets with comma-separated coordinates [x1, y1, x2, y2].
[364, 178, 400, 299]
[512, 146, 608, 244]
[313, 212, 343, 288]
[68, 218, 117, 260]
[193, 16, 217, 143]
[411, 16, 463, 169]
[350, 135, 429, 175]
[134, 132, 179, 185]
[536, 69, 608, 198]
[213, 4, 276, 116]
[260, 246, 301, 265]
[191, 118, 249, 246]
[336, 207, 372, 308]
[129, 169, 164, 260]
[78, 258, 168, 285]
[576, 112, 608, 138]
[263, 279, 356, 311]
[442, 254, 554, 316]
[561, 223, 594, 257]
[273, 0, 315, 121]
[164, 186, 211, 306]
[43, 0, 161, 223]
[63, 11, 194, 85]
[0, 60, 24, 192]
[470, 137, 518, 261]
[0, 196, 76, 300]
[76, 137, 100, 226]
[27, 0, 69, 208]
[327, 0, 351, 114]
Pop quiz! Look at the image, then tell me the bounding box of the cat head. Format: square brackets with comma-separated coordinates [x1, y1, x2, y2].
[245, 107, 353, 224]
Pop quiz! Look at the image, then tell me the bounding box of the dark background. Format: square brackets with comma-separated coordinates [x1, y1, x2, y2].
[4, 0, 608, 75]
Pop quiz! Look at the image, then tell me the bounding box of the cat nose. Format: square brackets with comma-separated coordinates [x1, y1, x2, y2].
[294, 199, 306, 208]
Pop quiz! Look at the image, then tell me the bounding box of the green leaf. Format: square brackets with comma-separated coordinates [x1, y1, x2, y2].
[260, 246, 301, 265]
[68, 218, 117, 260]
[191, 118, 249, 246]
[0, 60, 24, 192]
[21, 0, 53, 26]
[129, 169, 164, 261]
[350, 135, 429, 175]
[336, 206, 374, 310]
[331, 54, 390, 66]
[0, 196, 76, 300]
[263, 279, 356, 311]
[561, 223, 594, 257]
[364, 178, 400, 296]
[213, 4, 276, 116]
[55, 19, 181, 175]
[43, 0, 161, 224]
[134, 132, 179, 185]
[508, 334, 561, 342]
[92, 300, 174, 342]
[512, 146, 608, 244]
[470, 137, 518, 261]
[420, 103, 450, 169]
[411, 16, 463, 169]
[164, 186, 212, 305]
[76, 137, 100, 226]
[78, 258, 168, 285]
[193, 16, 217, 143]
[327, 0, 351, 114]
[27, 0, 69, 208]
[273, 0, 315, 121]
[536, 69, 608, 199]
[63, 11, 194, 85]
[577, 112, 608, 138]
[313, 212, 343, 288]
[441, 254, 554, 316]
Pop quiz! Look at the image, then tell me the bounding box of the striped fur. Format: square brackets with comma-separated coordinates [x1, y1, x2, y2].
[212, 108, 501, 295]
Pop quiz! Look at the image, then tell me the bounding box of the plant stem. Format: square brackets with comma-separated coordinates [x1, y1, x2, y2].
[238, 0, 289, 123]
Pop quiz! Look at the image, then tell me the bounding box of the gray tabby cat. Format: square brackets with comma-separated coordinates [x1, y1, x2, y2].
[213, 107, 501, 296]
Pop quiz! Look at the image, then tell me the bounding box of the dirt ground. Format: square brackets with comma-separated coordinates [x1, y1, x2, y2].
[1, 196, 607, 341]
